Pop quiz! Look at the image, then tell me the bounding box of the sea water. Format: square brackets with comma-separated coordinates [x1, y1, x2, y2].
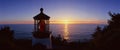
[0, 24, 105, 42]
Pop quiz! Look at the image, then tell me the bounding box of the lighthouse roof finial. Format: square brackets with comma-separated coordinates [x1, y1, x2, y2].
[33, 8, 50, 20]
[40, 8, 43, 13]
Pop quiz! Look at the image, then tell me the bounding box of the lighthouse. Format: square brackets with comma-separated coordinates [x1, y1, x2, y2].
[32, 8, 52, 49]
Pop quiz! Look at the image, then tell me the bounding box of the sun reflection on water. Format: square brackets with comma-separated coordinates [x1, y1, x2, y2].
[64, 24, 69, 40]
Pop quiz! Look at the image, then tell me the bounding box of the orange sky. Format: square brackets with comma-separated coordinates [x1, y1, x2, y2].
[0, 20, 107, 24]
[50, 20, 107, 24]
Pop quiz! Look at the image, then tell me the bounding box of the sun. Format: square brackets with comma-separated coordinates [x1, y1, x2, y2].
[63, 20, 69, 24]
[50, 19, 72, 24]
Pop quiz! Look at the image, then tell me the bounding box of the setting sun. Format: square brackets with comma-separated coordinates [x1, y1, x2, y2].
[63, 20, 69, 24]
[50, 20, 74, 24]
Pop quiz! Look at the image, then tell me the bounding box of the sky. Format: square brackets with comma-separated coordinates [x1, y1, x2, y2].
[0, 0, 120, 24]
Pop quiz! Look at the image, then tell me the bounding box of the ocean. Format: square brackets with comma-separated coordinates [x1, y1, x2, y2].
[0, 24, 105, 42]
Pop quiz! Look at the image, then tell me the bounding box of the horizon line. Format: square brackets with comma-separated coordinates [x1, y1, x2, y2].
[0, 23, 107, 25]
[0, 20, 107, 24]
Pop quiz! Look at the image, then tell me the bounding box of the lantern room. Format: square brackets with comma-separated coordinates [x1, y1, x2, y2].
[33, 8, 50, 32]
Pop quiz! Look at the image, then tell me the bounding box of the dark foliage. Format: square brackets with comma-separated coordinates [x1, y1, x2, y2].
[92, 12, 120, 50]
[0, 26, 15, 49]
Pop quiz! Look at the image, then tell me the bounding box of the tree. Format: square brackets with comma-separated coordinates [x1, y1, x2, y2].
[92, 12, 120, 50]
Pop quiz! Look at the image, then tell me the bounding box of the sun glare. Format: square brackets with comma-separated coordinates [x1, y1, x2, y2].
[63, 20, 69, 24]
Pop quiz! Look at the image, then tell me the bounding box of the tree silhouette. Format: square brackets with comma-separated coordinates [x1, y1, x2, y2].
[0, 26, 15, 49]
[92, 12, 120, 50]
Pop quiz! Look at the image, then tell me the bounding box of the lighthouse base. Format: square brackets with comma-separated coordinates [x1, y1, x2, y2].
[33, 31, 51, 38]
[32, 37, 52, 49]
